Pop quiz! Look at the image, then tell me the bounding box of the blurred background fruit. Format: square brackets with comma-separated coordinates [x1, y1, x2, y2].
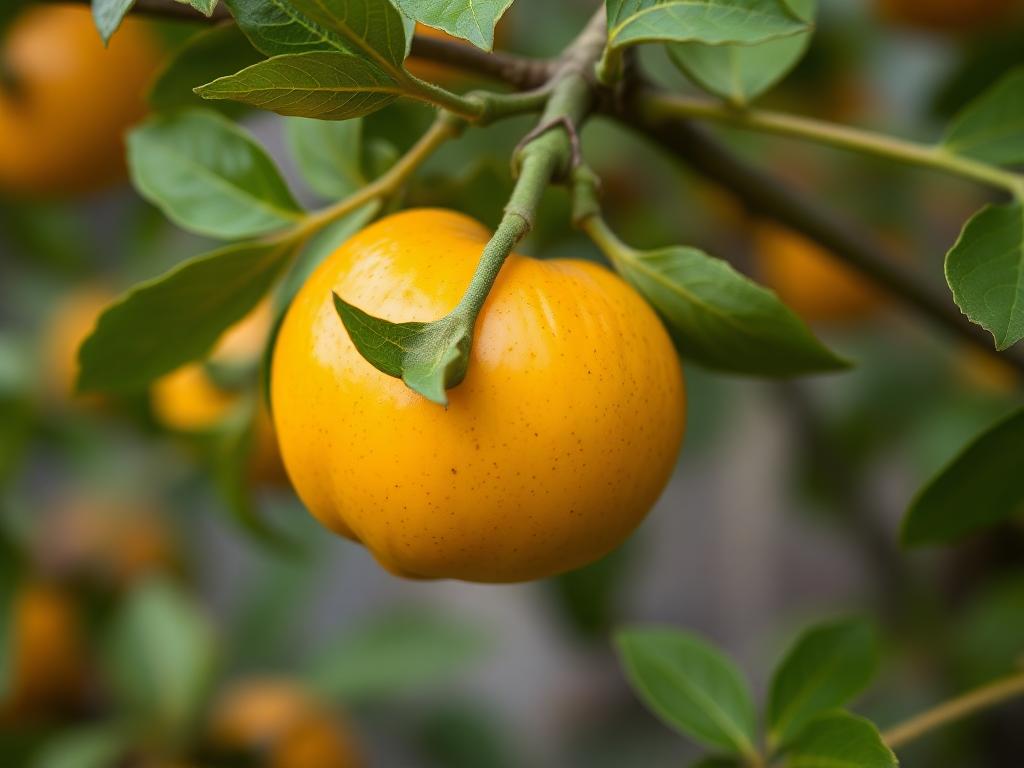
[0, 5, 161, 198]
[874, 0, 1022, 32]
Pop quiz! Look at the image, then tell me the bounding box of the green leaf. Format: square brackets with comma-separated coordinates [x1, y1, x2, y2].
[105, 580, 217, 739]
[943, 67, 1024, 166]
[669, 0, 815, 106]
[903, 407, 1024, 547]
[307, 612, 489, 700]
[615, 628, 758, 756]
[196, 51, 402, 120]
[392, 0, 512, 50]
[285, 117, 366, 199]
[782, 712, 896, 768]
[148, 24, 265, 115]
[767, 618, 878, 748]
[333, 294, 472, 405]
[945, 201, 1024, 350]
[177, 0, 218, 14]
[128, 110, 302, 239]
[91, 0, 135, 43]
[224, 0, 408, 68]
[612, 245, 848, 377]
[603, 0, 807, 79]
[78, 239, 297, 394]
[31, 724, 131, 768]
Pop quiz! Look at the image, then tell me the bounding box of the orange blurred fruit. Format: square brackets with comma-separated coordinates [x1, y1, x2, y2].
[151, 302, 287, 485]
[955, 347, 1019, 394]
[272, 209, 685, 582]
[875, 0, 1021, 31]
[209, 679, 362, 768]
[1, 582, 86, 718]
[754, 221, 882, 324]
[0, 5, 162, 198]
[42, 285, 111, 405]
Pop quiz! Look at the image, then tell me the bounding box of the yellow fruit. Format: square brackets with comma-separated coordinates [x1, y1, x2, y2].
[0, 6, 161, 198]
[272, 209, 686, 583]
[151, 302, 287, 485]
[42, 286, 111, 404]
[210, 680, 362, 768]
[39, 497, 176, 588]
[1, 583, 85, 718]
[875, 0, 1020, 30]
[754, 222, 882, 324]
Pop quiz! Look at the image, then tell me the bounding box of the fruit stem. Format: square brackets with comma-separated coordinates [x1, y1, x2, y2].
[882, 671, 1024, 751]
[640, 92, 1024, 197]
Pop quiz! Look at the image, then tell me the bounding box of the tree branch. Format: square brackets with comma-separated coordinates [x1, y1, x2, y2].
[408, 35, 552, 90]
[609, 85, 1024, 375]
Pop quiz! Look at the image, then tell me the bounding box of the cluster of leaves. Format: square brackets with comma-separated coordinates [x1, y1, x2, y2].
[617, 618, 893, 767]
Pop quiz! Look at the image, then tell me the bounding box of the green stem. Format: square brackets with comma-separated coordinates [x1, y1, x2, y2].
[641, 92, 1024, 196]
[882, 671, 1024, 751]
[402, 74, 488, 119]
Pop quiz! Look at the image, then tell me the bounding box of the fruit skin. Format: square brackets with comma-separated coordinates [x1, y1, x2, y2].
[209, 680, 362, 768]
[151, 302, 287, 485]
[754, 222, 881, 324]
[0, 6, 161, 198]
[272, 208, 685, 583]
[875, 0, 1019, 30]
[42, 286, 112, 404]
[1, 582, 86, 718]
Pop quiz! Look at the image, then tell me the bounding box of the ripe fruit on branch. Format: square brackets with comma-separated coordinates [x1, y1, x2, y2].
[272, 209, 686, 583]
[754, 222, 882, 325]
[0, 6, 161, 198]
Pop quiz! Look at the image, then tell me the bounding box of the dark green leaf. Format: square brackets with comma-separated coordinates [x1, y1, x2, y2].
[943, 67, 1024, 166]
[91, 0, 135, 43]
[31, 724, 131, 768]
[105, 580, 217, 739]
[393, 0, 512, 50]
[612, 245, 848, 376]
[307, 612, 489, 700]
[945, 201, 1024, 350]
[782, 712, 896, 768]
[224, 0, 408, 69]
[604, 0, 806, 57]
[903, 407, 1024, 547]
[669, 0, 815, 105]
[78, 239, 297, 394]
[615, 628, 757, 755]
[129, 110, 302, 239]
[196, 52, 401, 120]
[690, 758, 742, 768]
[333, 294, 471, 405]
[148, 24, 264, 115]
[768, 618, 877, 748]
[285, 117, 366, 199]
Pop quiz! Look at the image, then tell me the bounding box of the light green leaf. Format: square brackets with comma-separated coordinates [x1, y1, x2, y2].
[105, 580, 217, 739]
[285, 117, 366, 199]
[782, 712, 896, 768]
[903, 407, 1024, 547]
[333, 294, 472, 405]
[615, 628, 758, 756]
[611, 245, 848, 376]
[307, 612, 489, 700]
[669, 0, 815, 106]
[768, 618, 877, 748]
[945, 201, 1024, 350]
[196, 51, 401, 120]
[129, 110, 302, 239]
[32, 725, 130, 768]
[148, 24, 265, 115]
[176, 0, 218, 14]
[225, 0, 408, 70]
[600, 0, 807, 81]
[78, 240, 297, 394]
[943, 67, 1024, 166]
[91, 0, 135, 43]
[392, 0, 513, 50]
